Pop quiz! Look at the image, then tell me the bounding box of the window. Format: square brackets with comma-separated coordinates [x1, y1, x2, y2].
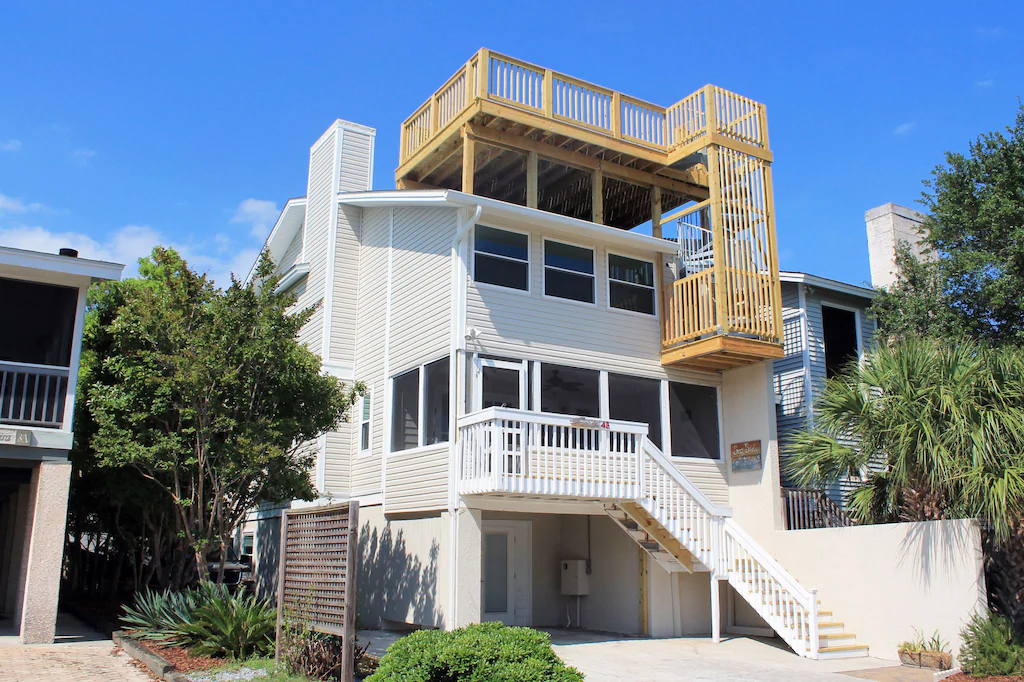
[474, 226, 529, 291]
[424, 357, 450, 445]
[391, 370, 419, 452]
[608, 254, 655, 315]
[822, 305, 860, 378]
[544, 240, 594, 304]
[240, 533, 254, 557]
[540, 364, 599, 417]
[390, 357, 450, 452]
[608, 374, 662, 449]
[668, 382, 720, 459]
[358, 391, 372, 452]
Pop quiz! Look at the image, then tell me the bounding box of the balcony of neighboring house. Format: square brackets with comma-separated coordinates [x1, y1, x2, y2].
[398, 49, 784, 371]
[0, 276, 78, 435]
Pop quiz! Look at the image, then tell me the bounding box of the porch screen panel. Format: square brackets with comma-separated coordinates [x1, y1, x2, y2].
[482, 367, 521, 409]
[608, 373, 661, 449]
[424, 357, 450, 444]
[0, 277, 77, 366]
[391, 370, 419, 451]
[668, 382, 720, 459]
[540, 364, 599, 417]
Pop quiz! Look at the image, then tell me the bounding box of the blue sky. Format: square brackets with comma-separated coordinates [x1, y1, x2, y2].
[0, 1, 1020, 286]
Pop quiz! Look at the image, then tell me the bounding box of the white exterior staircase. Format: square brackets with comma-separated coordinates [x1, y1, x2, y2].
[457, 407, 869, 659]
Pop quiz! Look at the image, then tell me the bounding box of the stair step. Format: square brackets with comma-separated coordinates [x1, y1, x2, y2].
[818, 622, 844, 634]
[818, 644, 869, 660]
[819, 633, 858, 646]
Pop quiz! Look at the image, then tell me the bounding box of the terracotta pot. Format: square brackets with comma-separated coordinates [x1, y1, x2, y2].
[898, 650, 953, 670]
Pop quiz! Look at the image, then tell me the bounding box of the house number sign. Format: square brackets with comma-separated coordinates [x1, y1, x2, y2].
[569, 418, 610, 429]
[0, 429, 32, 446]
[730, 440, 762, 472]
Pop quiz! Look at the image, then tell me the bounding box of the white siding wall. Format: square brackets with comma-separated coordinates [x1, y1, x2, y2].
[278, 227, 304, 274]
[324, 429, 351, 494]
[384, 207, 458, 513]
[351, 208, 390, 497]
[465, 221, 727, 501]
[330, 205, 361, 365]
[339, 128, 374, 192]
[298, 131, 336, 350]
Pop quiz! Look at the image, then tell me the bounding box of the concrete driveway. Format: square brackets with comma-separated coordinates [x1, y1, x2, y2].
[360, 628, 933, 682]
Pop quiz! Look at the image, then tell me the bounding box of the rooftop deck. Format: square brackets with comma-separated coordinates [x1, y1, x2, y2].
[399, 49, 783, 370]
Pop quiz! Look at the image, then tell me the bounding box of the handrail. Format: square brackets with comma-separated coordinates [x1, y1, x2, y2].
[0, 360, 71, 374]
[641, 439, 731, 518]
[723, 517, 814, 601]
[0, 361, 70, 428]
[457, 406, 648, 433]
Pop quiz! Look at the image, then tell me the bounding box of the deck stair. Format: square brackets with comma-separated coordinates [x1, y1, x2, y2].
[457, 406, 869, 659]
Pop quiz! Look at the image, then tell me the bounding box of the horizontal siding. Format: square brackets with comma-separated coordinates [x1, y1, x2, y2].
[774, 283, 809, 488]
[351, 208, 390, 496]
[330, 205, 360, 364]
[278, 227, 303, 274]
[385, 445, 449, 513]
[388, 207, 457, 375]
[297, 129, 336, 351]
[339, 129, 373, 192]
[674, 459, 729, 506]
[466, 224, 720, 387]
[324, 428, 351, 494]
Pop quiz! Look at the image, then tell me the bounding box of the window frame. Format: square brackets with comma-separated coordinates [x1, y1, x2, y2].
[542, 238, 597, 306]
[662, 380, 725, 462]
[357, 389, 372, 456]
[472, 225, 532, 295]
[388, 356, 452, 455]
[605, 250, 658, 317]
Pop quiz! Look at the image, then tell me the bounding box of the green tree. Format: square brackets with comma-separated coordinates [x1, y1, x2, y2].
[785, 338, 1024, 626]
[84, 247, 357, 580]
[873, 105, 1024, 345]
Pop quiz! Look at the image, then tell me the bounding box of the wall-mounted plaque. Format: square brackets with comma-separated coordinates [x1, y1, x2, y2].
[731, 440, 762, 471]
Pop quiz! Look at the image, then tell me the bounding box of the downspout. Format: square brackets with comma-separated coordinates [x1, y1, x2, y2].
[448, 204, 482, 629]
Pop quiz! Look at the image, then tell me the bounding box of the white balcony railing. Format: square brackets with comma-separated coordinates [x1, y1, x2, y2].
[455, 406, 821, 658]
[0, 361, 70, 429]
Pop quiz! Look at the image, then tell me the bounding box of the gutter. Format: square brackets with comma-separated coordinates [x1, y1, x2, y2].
[447, 204, 482, 629]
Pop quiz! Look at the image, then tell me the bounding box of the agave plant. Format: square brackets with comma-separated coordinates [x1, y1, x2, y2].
[120, 588, 199, 641]
[174, 590, 276, 659]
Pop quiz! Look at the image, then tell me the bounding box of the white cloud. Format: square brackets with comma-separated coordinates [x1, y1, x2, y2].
[71, 148, 96, 167]
[0, 194, 51, 215]
[230, 198, 280, 239]
[976, 78, 995, 88]
[0, 140, 21, 152]
[0, 223, 256, 285]
[894, 122, 917, 136]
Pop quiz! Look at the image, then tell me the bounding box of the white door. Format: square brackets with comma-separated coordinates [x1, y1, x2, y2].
[481, 521, 531, 626]
[472, 357, 527, 412]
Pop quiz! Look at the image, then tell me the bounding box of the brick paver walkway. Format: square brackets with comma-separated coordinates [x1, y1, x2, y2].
[0, 644, 154, 681]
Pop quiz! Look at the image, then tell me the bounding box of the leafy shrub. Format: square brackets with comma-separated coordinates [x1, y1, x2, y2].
[958, 612, 1024, 677]
[174, 589, 276, 659]
[278, 598, 370, 680]
[366, 622, 584, 682]
[898, 628, 949, 653]
[120, 582, 274, 660]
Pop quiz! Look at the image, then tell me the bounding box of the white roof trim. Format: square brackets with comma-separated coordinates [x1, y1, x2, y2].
[248, 197, 307, 283]
[336, 190, 679, 255]
[780, 271, 875, 299]
[0, 246, 123, 281]
[275, 262, 310, 292]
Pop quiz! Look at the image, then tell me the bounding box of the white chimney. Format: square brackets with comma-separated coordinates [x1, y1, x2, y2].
[865, 203, 927, 289]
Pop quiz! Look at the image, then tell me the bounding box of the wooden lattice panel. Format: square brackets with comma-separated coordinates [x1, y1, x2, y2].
[275, 501, 359, 676]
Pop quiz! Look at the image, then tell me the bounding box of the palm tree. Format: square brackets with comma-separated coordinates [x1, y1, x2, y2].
[784, 338, 1024, 628]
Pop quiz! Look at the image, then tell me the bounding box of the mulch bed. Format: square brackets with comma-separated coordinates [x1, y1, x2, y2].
[133, 638, 222, 674]
[946, 675, 1024, 682]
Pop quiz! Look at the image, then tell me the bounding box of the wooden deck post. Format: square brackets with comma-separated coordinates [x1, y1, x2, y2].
[707, 146, 728, 334]
[764, 164, 783, 342]
[462, 127, 475, 195]
[639, 547, 649, 636]
[650, 186, 662, 239]
[526, 150, 538, 209]
[592, 165, 604, 225]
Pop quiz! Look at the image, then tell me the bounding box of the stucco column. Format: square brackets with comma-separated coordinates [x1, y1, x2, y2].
[19, 460, 72, 644]
[721, 362, 784, 543]
[452, 506, 482, 628]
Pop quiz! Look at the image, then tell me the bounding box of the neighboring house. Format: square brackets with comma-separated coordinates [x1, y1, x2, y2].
[773, 272, 875, 526]
[242, 51, 984, 662]
[0, 246, 123, 644]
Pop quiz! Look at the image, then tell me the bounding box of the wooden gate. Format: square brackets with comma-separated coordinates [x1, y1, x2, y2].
[275, 501, 360, 678]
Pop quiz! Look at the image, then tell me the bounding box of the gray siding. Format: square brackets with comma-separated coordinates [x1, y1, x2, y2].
[351, 208, 390, 497]
[386, 444, 449, 513]
[324, 429, 351, 495]
[278, 227, 304, 274]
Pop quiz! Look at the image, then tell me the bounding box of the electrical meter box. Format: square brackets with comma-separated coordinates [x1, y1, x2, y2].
[560, 559, 589, 596]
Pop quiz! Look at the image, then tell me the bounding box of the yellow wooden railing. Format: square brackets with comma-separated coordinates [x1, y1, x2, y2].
[399, 49, 769, 163]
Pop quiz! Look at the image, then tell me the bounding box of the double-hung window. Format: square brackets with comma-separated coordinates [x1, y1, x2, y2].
[608, 254, 656, 315]
[390, 357, 450, 452]
[544, 240, 594, 304]
[474, 226, 529, 291]
[358, 391, 372, 453]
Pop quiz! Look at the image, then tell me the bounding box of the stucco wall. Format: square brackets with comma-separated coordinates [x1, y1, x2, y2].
[766, 519, 986, 662]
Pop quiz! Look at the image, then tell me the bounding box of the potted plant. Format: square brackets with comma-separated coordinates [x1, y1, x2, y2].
[898, 629, 953, 670]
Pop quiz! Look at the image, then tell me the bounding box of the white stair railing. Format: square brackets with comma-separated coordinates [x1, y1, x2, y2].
[456, 409, 820, 658]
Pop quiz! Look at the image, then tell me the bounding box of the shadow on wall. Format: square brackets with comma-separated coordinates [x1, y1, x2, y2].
[255, 516, 281, 602]
[897, 519, 982, 590]
[359, 523, 442, 629]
